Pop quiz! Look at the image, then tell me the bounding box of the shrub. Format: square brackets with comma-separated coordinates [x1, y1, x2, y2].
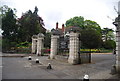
[16, 47, 31, 54]
[103, 40, 116, 49]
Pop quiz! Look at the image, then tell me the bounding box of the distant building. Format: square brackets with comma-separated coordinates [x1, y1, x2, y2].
[51, 22, 81, 37]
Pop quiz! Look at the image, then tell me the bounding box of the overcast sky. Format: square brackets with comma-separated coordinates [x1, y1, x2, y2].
[0, 0, 120, 31]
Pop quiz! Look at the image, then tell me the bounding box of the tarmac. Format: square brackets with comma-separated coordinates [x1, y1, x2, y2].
[1, 53, 120, 80]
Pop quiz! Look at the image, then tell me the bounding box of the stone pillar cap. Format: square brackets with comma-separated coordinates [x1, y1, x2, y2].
[38, 33, 44, 37]
[32, 35, 38, 39]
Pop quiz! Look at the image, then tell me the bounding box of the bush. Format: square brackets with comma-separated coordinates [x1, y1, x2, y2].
[15, 42, 31, 53]
[16, 41, 30, 47]
[80, 49, 112, 53]
[16, 47, 31, 53]
[2, 39, 17, 52]
[103, 40, 116, 49]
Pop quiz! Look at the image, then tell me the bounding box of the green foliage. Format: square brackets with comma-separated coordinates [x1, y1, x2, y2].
[65, 16, 102, 32]
[65, 16, 102, 50]
[102, 28, 115, 41]
[1, 5, 46, 53]
[1, 5, 18, 52]
[0, 5, 10, 17]
[102, 28, 115, 49]
[16, 42, 31, 53]
[65, 16, 103, 49]
[65, 16, 116, 50]
[84, 20, 101, 33]
[2, 39, 10, 52]
[103, 40, 116, 49]
[65, 16, 84, 29]
[18, 7, 45, 42]
[44, 32, 51, 48]
[16, 41, 30, 47]
[80, 49, 112, 53]
[81, 29, 102, 49]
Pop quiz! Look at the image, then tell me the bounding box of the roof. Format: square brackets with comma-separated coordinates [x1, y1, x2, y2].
[65, 26, 81, 33]
[51, 29, 63, 35]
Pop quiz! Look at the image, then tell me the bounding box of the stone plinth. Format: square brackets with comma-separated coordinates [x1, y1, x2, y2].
[68, 32, 80, 64]
[50, 35, 59, 59]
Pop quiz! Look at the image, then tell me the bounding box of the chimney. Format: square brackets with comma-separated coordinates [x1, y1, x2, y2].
[62, 24, 64, 32]
[56, 22, 58, 29]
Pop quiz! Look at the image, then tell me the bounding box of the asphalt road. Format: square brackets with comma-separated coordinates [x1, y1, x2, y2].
[2, 53, 116, 79]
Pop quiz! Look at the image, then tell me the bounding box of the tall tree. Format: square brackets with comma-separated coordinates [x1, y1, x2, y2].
[0, 5, 18, 51]
[101, 28, 116, 49]
[84, 20, 101, 33]
[65, 16, 102, 49]
[65, 16, 102, 33]
[65, 16, 84, 29]
[102, 28, 115, 41]
[103, 40, 116, 49]
[81, 29, 102, 49]
[44, 31, 51, 48]
[18, 6, 45, 42]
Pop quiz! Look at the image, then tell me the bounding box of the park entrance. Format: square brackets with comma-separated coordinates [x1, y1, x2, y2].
[32, 27, 91, 65]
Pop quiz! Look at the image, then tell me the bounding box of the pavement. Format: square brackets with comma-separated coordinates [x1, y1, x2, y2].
[1, 53, 120, 80]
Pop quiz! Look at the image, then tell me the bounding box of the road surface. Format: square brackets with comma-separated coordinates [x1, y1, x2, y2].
[2, 53, 117, 79]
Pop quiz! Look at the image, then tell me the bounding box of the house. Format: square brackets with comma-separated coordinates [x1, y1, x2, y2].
[51, 22, 81, 37]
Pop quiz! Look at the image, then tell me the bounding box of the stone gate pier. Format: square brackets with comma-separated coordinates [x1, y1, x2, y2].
[116, 28, 120, 73]
[32, 35, 37, 54]
[36, 33, 44, 56]
[50, 35, 59, 59]
[113, 7, 120, 73]
[32, 33, 44, 56]
[68, 31, 80, 64]
[114, 19, 120, 73]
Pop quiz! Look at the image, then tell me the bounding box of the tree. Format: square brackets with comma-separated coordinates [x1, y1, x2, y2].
[102, 28, 115, 41]
[84, 20, 101, 33]
[44, 32, 51, 48]
[101, 28, 116, 49]
[103, 40, 116, 49]
[18, 6, 45, 42]
[81, 28, 102, 63]
[65, 16, 102, 33]
[65, 16, 102, 49]
[65, 16, 84, 29]
[81, 29, 102, 49]
[1, 5, 18, 52]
